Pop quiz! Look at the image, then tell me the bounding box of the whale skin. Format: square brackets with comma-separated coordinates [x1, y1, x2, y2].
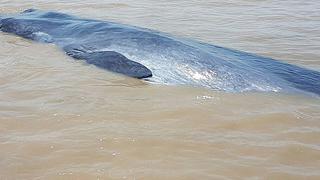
[0, 9, 319, 95]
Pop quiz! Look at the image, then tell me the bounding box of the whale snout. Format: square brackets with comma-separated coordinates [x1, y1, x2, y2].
[0, 18, 16, 33]
[0, 16, 3, 30]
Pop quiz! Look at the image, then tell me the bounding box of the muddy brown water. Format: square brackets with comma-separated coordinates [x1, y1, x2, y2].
[0, 0, 320, 179]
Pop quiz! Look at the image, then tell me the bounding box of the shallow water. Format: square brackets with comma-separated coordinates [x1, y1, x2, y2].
[0, 0, 320, 179]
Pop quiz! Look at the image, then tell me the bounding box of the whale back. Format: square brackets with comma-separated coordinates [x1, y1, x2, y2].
[1, 9, 319, 95]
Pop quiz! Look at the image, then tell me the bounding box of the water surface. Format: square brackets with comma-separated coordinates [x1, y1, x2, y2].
[0, 0, 320, 179]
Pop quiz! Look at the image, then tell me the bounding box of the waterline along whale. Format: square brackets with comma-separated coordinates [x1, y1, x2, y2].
[1, 9, 319, 95]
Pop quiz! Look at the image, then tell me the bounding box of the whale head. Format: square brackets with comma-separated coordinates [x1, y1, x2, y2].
[0, 14, 3, 30]
[0, 12, 56, 43]
[0, 17, 36, 38]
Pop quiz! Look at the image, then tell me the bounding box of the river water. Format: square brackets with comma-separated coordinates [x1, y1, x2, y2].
[0, 0, 320, 179]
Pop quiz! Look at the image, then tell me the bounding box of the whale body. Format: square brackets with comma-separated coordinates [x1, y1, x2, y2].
[0, 9, 319, 95]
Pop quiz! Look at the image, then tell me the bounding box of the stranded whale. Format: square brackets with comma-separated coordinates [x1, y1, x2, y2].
[0, 9, 319, 95]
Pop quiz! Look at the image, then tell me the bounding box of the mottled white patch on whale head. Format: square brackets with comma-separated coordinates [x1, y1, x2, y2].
[31, 31, 54, 43]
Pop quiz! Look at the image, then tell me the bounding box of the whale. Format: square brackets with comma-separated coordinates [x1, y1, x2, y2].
[1, 9, 319, 95]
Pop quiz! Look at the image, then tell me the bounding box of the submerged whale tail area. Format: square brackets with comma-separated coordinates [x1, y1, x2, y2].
[1, 9, 320, 96]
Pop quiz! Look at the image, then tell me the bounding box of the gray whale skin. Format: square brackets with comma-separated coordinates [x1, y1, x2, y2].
[0, 9, 319, 96]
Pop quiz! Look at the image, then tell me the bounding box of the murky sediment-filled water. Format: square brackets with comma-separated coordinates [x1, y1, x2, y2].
[1, 0, 320, 179]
